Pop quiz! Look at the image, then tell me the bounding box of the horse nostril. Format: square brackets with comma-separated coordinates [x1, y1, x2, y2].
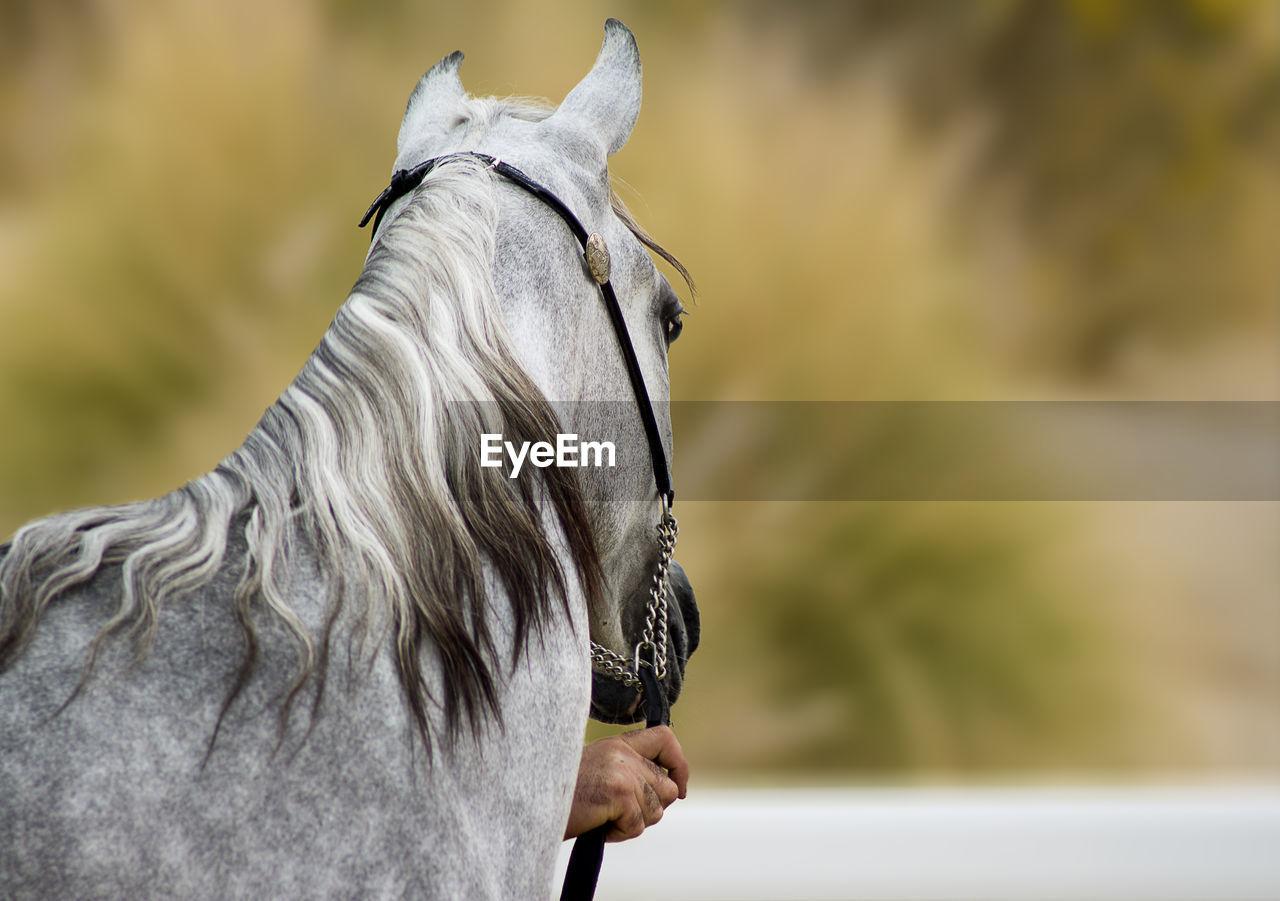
[668, 560, 699, 658]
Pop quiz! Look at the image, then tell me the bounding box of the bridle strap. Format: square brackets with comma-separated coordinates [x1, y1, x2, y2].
[360, 152, 674, 506]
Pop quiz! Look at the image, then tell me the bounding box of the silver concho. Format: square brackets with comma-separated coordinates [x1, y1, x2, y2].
[585, 233, 611, 285]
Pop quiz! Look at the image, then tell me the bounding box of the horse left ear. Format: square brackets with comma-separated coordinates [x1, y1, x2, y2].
[549, 19, 642, 156]
[398, 50, 467, 157]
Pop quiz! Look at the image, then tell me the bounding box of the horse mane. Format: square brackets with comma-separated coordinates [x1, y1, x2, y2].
[0, 152, 607, 756]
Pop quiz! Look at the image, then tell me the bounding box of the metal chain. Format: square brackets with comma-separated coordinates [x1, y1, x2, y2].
[590, 504, 678, 689]
[589, 645, 643, 689]
[641, 509, 677, 680]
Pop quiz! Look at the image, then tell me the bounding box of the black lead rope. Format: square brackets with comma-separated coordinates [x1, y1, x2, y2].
[361, 153, 676, 901]
[360, 152, 674, 507]
[560, 661, 669, 901]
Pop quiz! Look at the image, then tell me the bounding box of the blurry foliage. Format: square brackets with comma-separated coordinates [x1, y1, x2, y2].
[726, 503, 1118, 772]
[0, 0, 374, 518]
[2, 0, 1276, 776]
[743, 0, 1280, 377]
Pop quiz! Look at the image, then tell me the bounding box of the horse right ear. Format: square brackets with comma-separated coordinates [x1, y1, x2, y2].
[547, 19, 642, 157]
[397, 51, 466, 158]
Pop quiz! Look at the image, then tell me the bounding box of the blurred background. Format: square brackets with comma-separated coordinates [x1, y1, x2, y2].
[1, 0, 1277, 784]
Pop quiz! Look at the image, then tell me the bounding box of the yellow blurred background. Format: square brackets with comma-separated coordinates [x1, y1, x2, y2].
[1, 0, 1277, 780]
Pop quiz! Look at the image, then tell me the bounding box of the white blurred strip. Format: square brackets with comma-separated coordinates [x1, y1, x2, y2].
[553, 786, 1280, 901]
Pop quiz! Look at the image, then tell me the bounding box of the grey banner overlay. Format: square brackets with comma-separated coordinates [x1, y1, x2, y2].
[670, 401, 1279, 501]
[519, 401, 1278, 501]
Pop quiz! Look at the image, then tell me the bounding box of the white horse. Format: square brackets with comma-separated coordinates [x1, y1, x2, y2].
[0, 20, 698, 898]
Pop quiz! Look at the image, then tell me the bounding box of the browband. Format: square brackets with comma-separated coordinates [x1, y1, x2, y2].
[360, 152, 674, 506]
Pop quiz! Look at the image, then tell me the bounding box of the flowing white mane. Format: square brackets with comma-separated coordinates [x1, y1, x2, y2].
[0, 152, 603, 752]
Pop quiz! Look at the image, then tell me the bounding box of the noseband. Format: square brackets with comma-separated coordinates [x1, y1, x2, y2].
[360, 152, 678, 704]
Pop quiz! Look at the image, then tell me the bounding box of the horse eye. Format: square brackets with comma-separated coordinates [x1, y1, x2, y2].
[663, 303, 685, 345]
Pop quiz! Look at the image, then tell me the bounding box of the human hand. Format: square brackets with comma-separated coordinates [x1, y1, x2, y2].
[563, 725, 690, 842]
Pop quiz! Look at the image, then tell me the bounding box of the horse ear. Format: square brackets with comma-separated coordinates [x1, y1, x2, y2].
[398, 51, 466, 156]
[549, 19, 642, 156]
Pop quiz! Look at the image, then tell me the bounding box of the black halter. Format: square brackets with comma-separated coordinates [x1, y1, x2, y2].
[360, 152, 674, 507]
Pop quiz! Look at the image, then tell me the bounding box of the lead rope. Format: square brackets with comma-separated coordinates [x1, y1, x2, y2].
[561, 505, 676, 901]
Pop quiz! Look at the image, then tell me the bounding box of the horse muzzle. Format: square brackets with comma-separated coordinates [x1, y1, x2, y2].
[589, 559, 699, 725]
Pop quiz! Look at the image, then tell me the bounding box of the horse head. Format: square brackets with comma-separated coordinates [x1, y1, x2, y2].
[383, 20, 699, 725]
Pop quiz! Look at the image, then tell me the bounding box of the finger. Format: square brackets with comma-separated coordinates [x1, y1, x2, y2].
[617, 725, 673, 758]
[640, 777, 666, 825]
[652, 770, 680, 807]
[610, 777, 664, 842]
[638, 757, 680, 807]
[611, 751, 676, 814]
[607, 792, 649, 843]
[620, 726, 690, 798]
